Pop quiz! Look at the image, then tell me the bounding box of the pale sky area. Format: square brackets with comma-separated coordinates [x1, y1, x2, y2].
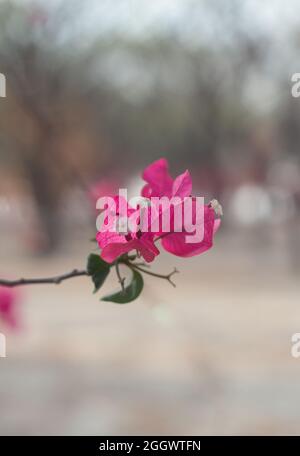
[7, 0, 300, 41]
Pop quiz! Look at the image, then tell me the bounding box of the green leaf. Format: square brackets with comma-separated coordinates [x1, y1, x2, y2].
[102, 269, 144, 304]
[87, 253, 110, 293]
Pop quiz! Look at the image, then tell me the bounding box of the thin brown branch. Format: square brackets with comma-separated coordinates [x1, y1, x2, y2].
[130, 264, 179, 288]
[0, 269, 88, 288]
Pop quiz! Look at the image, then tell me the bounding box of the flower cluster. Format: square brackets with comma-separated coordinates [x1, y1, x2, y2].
[89, 159, 222, 303]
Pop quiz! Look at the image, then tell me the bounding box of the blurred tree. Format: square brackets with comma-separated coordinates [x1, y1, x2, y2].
[0, 0, 299, 252]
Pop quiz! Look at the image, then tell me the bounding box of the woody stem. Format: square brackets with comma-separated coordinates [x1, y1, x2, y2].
[128, 263, 178, 288]
[0, 269, 88, 288]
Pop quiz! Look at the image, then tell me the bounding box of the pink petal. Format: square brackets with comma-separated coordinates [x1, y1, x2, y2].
[96, 231, 125, 249]
[161, 206, 216, 257]
[142, 158, 173, 197]
[97, 230, 160, 263]
[136, 235, 160, 263]
[141, 184, 152, 198]
[101, 242, 134, 263]
[172, 170, 192, 198]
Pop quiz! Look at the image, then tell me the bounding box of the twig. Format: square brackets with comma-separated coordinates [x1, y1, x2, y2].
[130, 264, 179, 287]
[0, 269, 88, 288]
[115, 261, 126, 292]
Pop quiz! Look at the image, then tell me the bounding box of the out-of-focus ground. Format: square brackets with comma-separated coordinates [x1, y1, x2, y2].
[1, 231, 300, 436]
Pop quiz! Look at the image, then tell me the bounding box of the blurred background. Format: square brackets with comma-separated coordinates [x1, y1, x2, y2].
[1, 0, 300, 435]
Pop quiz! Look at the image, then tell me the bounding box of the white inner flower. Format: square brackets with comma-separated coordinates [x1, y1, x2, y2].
[210, 199, 223, 217]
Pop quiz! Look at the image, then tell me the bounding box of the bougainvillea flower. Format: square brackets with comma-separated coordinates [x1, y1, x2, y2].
[0, 286, 19, 329]
[96, 196, 160, 263]
[142, 158, 192, 199]
[141, 158, 221, 257]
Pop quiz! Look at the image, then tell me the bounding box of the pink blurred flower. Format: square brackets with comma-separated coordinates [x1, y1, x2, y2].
[141, 158, 221, 257]
[28, 7, 49, 26]
[0, 286, 19, 330]
[88, 178, 120, 208]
